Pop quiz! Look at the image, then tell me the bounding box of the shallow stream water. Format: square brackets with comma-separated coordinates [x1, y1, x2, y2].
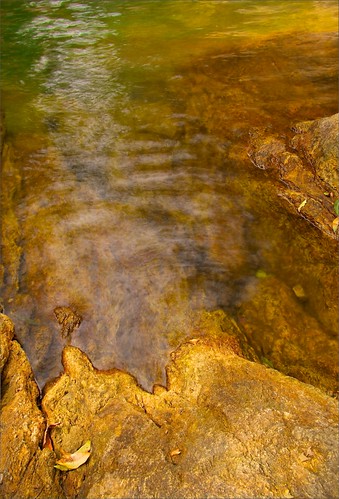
[1, 0, 338, 390]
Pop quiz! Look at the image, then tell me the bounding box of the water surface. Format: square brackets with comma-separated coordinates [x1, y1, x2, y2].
[1, 0, 338, 390]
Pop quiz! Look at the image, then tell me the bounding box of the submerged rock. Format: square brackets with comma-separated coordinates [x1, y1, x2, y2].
[291, 114, 338, 192]
[54, 306, 82, 340]
[1, 313, 338, 499]
[236, 276, 338, 395]
[248, 114, 339, 239]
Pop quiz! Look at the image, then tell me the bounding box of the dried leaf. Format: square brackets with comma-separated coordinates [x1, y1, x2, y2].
[42, 422, 61, 451]
[297, 199, 307, 212]
[332, 217, 339, 233]
[170, 449, 181, 457]
[292, 284, 306, 300]
[54, 440, 91, 471]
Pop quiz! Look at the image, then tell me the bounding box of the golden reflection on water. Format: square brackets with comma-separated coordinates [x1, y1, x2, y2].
[1, 0, 338, 390]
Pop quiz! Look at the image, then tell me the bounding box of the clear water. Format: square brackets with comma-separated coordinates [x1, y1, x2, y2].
[1, 0, 338, 390]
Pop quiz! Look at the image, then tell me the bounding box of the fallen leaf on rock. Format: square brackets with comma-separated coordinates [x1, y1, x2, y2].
[170, 449, 181, 457]
[332, 217, 338, 233]
[42, 422, 61, 451]
[297, 199, 307, 212]
[292, 284, 306, 300]
[54, 440, 91, 471]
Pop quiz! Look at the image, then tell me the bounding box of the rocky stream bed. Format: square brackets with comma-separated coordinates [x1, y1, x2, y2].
[1, 103, 338, 498]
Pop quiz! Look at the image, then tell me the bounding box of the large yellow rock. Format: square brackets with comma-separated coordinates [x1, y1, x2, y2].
[2, 314, 337, 498]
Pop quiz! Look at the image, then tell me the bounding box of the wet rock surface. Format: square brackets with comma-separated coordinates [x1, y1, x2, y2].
[236, 276, 338, 395]
[54, 306, 82, 340]
[1, 313, 338, 499]
[248, 114, 339, 239]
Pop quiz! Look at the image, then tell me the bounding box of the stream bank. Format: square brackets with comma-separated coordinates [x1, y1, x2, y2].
[1, 311, 338, 499]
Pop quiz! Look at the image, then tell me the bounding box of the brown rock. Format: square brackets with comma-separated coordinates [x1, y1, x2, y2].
[54, 306, 82, 339]
[0, 335, 44, 496]
[41, 341, 338, 499]
[1, 313, 338, 499]
[248, 114, 339, 239]
[0, 314, 15, 373]
[291, 114, 339, 192]
[0, 316, 66, 499]
[236, 276, 338, 395]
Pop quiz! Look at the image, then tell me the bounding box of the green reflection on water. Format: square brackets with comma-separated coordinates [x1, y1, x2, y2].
[1, 0, 337, 133]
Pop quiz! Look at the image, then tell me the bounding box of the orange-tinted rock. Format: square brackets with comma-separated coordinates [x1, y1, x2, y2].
[1, 313, 338, 499]
[248, 114, 339, 239]
[236, 276, 338, 395]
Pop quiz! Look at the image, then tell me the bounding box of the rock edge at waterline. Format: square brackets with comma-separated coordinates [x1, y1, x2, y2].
[1, 313, 338, 499]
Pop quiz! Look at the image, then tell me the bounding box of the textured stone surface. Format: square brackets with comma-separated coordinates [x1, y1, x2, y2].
[54, 306, 82, 339]
[1, 313, 338, 499]
[236, 276, 338, 395]
[0, 314, 14, 373]
[0, 315, 60, 498]
[248, 114, 339, 239]
[291, 114, 338, 192]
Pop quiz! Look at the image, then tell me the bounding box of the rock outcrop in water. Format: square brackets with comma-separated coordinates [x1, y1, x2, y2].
[236, 275, 338, 395]
[1, 313, 338, 499]
[248, 113, 339, 239]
